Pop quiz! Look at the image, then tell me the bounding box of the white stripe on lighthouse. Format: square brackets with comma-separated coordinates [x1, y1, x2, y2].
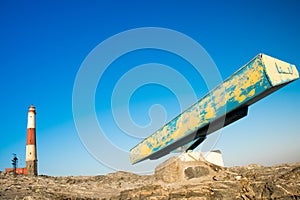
[26, 145, 36, 161]
[27, 112, 36, 128]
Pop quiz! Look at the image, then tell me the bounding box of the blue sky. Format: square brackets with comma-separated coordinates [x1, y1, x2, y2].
[0, 0, 300, 176]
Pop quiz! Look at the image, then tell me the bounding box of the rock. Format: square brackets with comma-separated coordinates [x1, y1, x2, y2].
[154, 155, 223, 183]
[0, 162, 299, 199]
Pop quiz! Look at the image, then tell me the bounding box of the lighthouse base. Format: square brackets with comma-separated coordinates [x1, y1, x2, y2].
[26, 160, 38, 176]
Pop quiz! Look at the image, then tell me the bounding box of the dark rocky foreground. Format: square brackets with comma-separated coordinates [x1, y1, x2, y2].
[1, 161, 300, 200]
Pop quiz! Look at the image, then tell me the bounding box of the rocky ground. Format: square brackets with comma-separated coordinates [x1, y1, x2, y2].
[0, 160, 300, 200]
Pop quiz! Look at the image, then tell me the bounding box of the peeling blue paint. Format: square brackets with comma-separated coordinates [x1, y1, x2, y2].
[130, 54, 299, 164]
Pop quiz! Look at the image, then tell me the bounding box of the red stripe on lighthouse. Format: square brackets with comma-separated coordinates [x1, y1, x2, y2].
[26, 128, 36, 145]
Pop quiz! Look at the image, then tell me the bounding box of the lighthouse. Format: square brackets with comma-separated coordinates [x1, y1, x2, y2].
[26, 105, 38, 176]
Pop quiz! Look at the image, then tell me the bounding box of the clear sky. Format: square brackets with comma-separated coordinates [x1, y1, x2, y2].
[0, 0, 300, 176]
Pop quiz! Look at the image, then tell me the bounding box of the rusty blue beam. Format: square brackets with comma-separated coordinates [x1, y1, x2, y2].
[130, 54, 299, 164]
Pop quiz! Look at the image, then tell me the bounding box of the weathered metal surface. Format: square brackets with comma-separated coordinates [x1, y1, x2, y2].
[130, 54, 299, 164]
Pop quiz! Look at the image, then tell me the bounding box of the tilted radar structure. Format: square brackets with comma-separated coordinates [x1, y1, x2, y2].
[130, 54, 299, 164]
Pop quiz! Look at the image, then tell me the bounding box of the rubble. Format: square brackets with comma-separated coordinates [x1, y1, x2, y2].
[0, 161, 299, 199]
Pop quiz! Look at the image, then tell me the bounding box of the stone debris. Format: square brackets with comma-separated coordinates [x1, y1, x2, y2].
[0, 161, 299, 200]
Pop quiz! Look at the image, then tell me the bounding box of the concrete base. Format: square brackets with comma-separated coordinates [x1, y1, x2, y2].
[26, 160, 38, 176]
[179, 150, 224, 167]
[155, 150, 224, 183]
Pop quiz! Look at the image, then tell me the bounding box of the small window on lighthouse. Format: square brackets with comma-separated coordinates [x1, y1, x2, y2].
[30, 152, 31, 155]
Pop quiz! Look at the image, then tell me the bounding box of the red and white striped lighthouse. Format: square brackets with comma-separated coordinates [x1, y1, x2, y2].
[26, 105, 38, 176]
